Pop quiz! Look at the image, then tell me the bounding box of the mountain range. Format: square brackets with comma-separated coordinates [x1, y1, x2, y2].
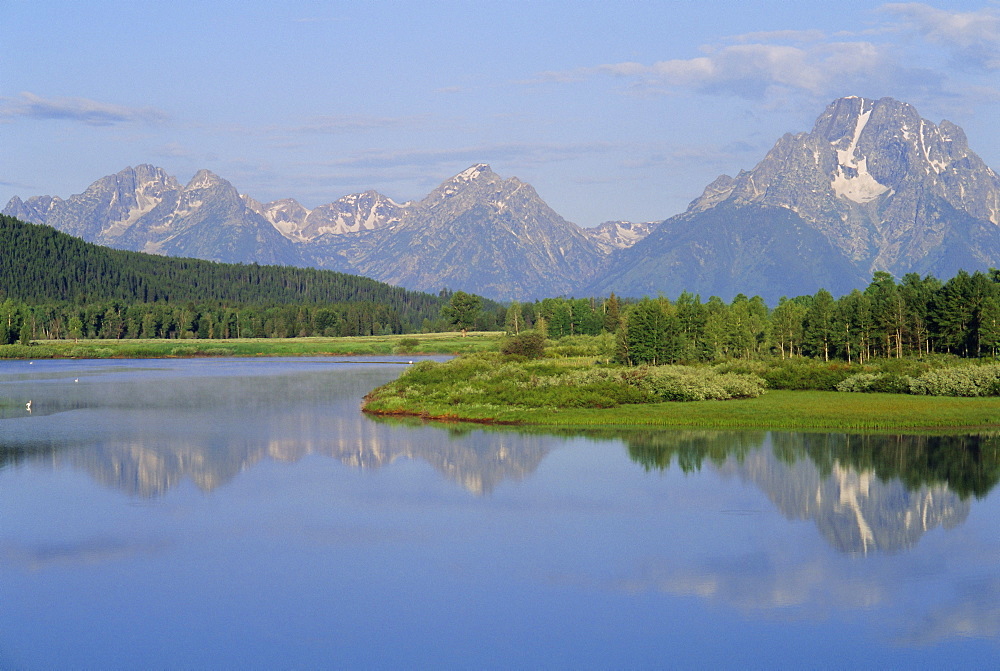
[7, 96, 1000, 303]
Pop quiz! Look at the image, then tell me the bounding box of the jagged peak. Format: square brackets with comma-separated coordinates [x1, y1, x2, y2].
[114, 163, 163, 177]
[338, 189, 400, 207]
[687, 173, 737, 213]
[452, 163, 494, 182]
[184, 169, 227, 191]
[106, 164, 179, 189]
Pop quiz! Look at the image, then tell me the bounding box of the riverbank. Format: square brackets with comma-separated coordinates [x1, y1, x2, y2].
[0, 332, 502, 359]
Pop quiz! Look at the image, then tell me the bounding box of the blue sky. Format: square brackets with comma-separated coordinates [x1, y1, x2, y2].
[3, 1, 1000, 227]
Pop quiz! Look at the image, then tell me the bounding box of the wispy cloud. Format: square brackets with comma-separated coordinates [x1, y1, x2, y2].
[896, 576, 1000, 645]
[291, 16, 347, 24]
[881, 3, 1000, 70]
[153, 142, 194, 158]
[526, 3, 995, 104]
[0, 537, 167, 570]
[0, 92, 168, 126]
[531, 39, 907, 101]
[726, 29, 828, 44]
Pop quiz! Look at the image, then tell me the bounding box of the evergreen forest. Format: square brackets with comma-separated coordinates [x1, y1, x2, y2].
[0, 215, 501, 340]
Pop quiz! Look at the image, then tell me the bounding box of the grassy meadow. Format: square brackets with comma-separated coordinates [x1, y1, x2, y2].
[367, 389, 1000, 432]
[0, 332, 503, 359]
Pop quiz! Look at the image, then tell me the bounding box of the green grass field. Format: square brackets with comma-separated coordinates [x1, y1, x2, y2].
[0, 332, 503, 359]
[365, 388, 1000, 432]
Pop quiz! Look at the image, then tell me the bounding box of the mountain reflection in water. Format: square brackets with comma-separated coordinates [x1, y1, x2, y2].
[624, 430, 999, 554]
[0, 429, 553, 498]
[3, 416, 998, 555]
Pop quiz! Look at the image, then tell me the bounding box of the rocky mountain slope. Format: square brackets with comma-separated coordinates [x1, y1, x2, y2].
[6, 163, 624, 300]
[588, 96, 1000, 302]
[5, 165, 304, 266]
[349, 164, 604, 300]
[244, 189, 406, 241]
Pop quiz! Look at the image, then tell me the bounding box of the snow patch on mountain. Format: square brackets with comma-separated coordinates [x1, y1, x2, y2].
[830, 106, 890, 203]
[454, 163, 491, 182]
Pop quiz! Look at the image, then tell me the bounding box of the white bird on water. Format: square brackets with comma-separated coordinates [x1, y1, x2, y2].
[25, 400, 32, 412]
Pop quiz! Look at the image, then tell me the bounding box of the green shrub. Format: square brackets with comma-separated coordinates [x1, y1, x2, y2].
[762, 362, 853, 391]
[544, 333, 616, 358]
[500, 331, 546, 359]
[908, 364, 1000, 397]
[365, 352, 768, 419]
[634, 366, 766, 401]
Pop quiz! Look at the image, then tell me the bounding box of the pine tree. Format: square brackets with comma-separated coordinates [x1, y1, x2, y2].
[803, 289, 836, 361]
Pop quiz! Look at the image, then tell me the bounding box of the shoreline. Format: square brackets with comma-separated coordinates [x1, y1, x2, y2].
[361, 389, 1000, 434]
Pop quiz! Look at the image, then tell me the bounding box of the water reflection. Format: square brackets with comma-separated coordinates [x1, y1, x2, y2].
[621, 430, 1000, 554]
[0, 359, 553, 496]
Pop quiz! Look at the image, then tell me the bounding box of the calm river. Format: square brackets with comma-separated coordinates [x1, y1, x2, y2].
[1, 357, 998, 668]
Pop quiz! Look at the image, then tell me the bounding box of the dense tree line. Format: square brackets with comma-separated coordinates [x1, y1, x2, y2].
[0, 299, 428, 342]
[1, 215, 507, 338]
[489, 270, 1000, 365]
[614, 270, 1000, 365]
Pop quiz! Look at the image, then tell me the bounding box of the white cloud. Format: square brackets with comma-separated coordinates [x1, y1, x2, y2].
[528, 4, 999, 105]
[896, 578, 1000, 645]
[881, 3, 1000, 70]
[0, 92, 168, 126]
[552, 41, 897, 101]
[726, 29, 828, 44]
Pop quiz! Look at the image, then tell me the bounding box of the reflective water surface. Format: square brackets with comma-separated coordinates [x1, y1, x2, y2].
[1, 358, 998, 668]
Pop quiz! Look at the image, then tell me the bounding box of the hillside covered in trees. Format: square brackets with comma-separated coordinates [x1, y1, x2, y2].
[0, 214, 488, 339]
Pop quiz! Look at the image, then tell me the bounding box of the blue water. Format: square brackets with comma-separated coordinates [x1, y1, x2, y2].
[1, 358, 997, 668]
